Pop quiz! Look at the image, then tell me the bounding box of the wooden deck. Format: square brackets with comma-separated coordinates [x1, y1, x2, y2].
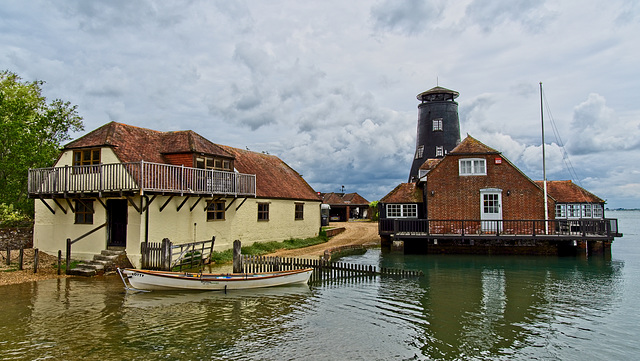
[380, 218, 622, 242]
[28, 161, 256, 198]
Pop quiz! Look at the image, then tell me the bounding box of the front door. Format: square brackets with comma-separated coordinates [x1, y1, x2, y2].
[480, 189, 502, 232]
[107, 199, 128, 248]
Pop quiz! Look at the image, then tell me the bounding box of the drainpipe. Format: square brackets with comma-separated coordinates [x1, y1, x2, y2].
[144, 195, 149, 244]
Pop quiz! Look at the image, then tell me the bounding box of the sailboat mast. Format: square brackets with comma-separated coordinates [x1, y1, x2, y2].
[540, 82, 549, 233]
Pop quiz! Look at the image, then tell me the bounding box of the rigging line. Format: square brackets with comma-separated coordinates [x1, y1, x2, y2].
[541, 87, 592, 204]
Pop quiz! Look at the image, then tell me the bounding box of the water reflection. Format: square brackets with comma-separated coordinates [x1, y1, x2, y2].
[0, 251, 629, 360]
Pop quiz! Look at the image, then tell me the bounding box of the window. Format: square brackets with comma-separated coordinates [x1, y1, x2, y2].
[295, 203, 304, 220]
[415, 145, 424, 159]
[196, 156, 233, 171]
[567, 204, 580, 218]
[459, 159, 486, 176]
[582, 204, 592, 218]
[206, 200, 225, 221]
[258, 203, 269, 221]
[593, 204, 603, 218]
[556, 204, 566, 218]
[73, 149, 101, 173]
[74, 199, 94, 224]
[483, 194, 500, 214]
[386, 204, 418, 218]
[432, 118, 443, 131]
[435, 146, 444, 157]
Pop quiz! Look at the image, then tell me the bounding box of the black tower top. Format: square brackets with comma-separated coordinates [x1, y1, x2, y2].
[408, 86, 461, 182]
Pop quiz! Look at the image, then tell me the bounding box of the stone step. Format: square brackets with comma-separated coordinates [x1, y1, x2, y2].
[69, 249, 130, 277]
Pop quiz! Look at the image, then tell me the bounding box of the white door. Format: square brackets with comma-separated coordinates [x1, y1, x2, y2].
[480, 189, 502, 232]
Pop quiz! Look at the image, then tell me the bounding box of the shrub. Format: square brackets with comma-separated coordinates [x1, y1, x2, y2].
[0, 203, 32, 227]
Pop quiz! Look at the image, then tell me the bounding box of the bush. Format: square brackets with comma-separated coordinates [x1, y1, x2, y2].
[0, 203, 32, 227]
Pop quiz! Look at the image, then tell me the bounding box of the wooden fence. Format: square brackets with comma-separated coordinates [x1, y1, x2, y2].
[141, 236, 215, 271]
[240, 254, 423, 281]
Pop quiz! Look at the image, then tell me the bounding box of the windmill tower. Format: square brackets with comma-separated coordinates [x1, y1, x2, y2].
[408, 86, 461, 181]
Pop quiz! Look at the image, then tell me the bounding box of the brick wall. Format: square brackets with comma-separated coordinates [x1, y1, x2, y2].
[164, 153, 194, 167]
[426, 154, 555, 220]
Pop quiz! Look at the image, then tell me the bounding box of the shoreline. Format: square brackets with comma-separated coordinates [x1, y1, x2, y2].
[0, 221, 380, 286]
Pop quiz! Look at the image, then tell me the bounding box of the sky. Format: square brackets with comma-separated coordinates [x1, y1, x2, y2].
[2, 0, 640, 208]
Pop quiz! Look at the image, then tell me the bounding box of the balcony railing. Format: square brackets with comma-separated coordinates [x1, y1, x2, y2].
[28, 161, 256, 197]
[379, 218, 621, 240]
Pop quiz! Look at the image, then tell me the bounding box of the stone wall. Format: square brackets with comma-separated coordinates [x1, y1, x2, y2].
[0, 227, 34, 250]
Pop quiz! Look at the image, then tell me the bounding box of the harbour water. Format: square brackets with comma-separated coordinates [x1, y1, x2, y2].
[1, 210, 639, 360]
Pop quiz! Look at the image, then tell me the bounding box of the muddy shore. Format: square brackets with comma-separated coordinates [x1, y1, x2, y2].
[0, 221, 380, 286]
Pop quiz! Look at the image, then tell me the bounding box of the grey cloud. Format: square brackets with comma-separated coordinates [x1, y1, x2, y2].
[370, 0, 443, 35]
[465, 0, 553, 33]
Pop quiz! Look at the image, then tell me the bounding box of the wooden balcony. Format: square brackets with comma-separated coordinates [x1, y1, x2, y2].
[379, 218, 622, 241]
[28, 161, 256, 198]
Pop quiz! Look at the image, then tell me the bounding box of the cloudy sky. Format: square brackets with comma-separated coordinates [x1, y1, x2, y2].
[2, 0, 639, 208]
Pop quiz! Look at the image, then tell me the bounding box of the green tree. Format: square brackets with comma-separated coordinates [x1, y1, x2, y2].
[369, 200, 379, 221]
[0, 70, 83, 215]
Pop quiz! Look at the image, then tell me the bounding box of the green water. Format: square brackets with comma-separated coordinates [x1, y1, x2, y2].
[1, 210, 638, 360]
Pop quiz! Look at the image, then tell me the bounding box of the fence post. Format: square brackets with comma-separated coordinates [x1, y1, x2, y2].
[58, 250, 62, 275]
[66, 238, 71, 275]
[6, 246, 10, 266]
[233, 240, 242, 273]
[19, 247, 24, 270]
[33, 249, 39, 274]
[161, 238, 172, 271]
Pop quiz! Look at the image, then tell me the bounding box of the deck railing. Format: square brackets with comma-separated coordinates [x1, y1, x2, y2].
[379, 218, 620, 239]
[28, 161, 256, 197]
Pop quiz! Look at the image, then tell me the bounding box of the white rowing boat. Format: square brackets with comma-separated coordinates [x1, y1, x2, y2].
[118, 267, 313, 291]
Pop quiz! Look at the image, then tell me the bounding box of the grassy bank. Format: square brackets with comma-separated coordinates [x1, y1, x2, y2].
[209, 232, 328, 264]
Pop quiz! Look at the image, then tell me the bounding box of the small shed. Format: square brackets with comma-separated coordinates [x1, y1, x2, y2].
[320, 192, 370, 222]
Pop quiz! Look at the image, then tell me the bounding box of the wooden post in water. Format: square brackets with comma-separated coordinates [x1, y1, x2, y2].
[19, 248, 24, 270]
[6, 246, 10, 266]
[33, 248, 39, 274]
[233, 240, 242, 273]
[66, 238, 71, 275]
[58, 250, 62, 275]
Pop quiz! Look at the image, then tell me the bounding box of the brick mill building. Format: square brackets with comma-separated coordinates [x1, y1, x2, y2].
[379, 86, 620, 255]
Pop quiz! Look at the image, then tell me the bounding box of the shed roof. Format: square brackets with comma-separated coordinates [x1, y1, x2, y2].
[321, 192, 369, 206]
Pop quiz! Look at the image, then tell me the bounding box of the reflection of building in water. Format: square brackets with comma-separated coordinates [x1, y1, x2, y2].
[418, 256, 622, 358]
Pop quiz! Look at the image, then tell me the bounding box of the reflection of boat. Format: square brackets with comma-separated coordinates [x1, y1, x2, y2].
[118, 268, 313, 291]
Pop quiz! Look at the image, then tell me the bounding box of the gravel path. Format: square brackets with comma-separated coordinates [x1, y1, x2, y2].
[266, 221, 380, 258]
[0, 249, 69, 286]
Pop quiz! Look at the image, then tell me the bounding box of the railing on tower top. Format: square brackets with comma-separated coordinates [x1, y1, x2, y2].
[28, 161, 256, 197]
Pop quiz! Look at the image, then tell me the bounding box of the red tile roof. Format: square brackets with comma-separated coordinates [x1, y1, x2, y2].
[64, 122, 233, 163]
[535, 180, 604, 203]
[450, 135, 500, 155]
[64, 122, 320, 201]
[419, 158, 442, 171]
[380, 183, 423, 203]
[321, 192, 369, 206]
[219, 145, 320, 201]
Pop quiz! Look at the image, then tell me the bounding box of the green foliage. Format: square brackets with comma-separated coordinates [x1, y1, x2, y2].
[0, 70, 84, 215]
[208, 234, 329, 264]
[369, 200, 379, 221]
[0, 203, 32, 227]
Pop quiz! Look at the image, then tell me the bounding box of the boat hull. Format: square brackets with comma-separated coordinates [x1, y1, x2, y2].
[121, 268, 313, 291]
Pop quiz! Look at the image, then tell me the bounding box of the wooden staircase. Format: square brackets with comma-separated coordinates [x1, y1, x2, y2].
[68, 250, 130, 277]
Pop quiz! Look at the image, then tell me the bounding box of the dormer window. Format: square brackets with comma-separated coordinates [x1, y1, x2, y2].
[459, 158, 486, 176]
[73, 148, 101, 174]
[196, 156, 233, 171]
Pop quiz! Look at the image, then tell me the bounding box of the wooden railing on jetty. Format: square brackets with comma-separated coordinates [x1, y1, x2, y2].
[379, 218, 621, 240]
[240, 254, 424, 280]
[28, 161, 256, 197]
[141, 237, 215, 271]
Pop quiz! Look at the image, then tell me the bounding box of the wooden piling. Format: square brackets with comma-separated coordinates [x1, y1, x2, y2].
[58, 250, 62, 275]
[233, 240, 242, 273]
[33, 249, 39, 274]
[19, 247, 24, 270]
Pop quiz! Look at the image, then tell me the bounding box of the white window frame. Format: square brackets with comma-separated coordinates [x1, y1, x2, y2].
[435, 146, 443, 157]
[567, 204, 580, 218]
[432, 118, 443, 131]
[415, 145, 424, 159]
[386, 204, 418, 218]
[593, 204, 603, 218]
[582, 204, 592, 218]
[459, 158, 487, 176]
[555, 204, 566, 218]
